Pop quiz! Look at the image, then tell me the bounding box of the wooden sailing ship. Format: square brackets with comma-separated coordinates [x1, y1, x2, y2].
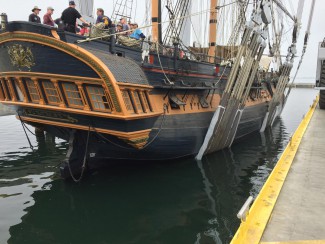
[0, 0, 305, 179]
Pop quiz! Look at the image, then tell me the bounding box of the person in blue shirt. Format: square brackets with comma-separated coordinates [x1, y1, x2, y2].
[130, 23, 145, 40]
[96, 8, 112, 29]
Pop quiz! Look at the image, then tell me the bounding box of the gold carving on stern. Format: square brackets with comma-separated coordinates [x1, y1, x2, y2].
[119, 136, 150, 149]
[22, 108, 78, 123]
[8, 44, 35, 71]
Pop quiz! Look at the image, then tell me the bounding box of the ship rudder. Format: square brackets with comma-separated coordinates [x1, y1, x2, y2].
[59, 129, 90, 181]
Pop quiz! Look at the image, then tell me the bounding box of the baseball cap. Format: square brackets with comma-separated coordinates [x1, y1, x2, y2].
[69, 1, 76, 6]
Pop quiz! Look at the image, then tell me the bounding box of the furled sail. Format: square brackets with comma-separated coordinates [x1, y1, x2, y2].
[76, 0, 95, 23]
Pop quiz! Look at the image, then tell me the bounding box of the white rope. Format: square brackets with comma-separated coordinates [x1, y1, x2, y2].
[306, 0, 316, 34]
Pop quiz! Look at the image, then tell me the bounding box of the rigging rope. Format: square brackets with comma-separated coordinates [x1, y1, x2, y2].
[155, 41, 174, 85]
[286, 0, 316, 96]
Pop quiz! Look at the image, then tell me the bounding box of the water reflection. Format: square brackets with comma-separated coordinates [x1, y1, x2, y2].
[3, 119, 288, 244]
[0, 116, 66, 243]
[194, 119, 288, 243]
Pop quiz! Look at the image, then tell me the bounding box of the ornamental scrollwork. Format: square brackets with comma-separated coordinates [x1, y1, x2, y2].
[8, 44, 35, 71]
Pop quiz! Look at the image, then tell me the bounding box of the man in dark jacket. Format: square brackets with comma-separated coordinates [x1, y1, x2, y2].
[29, 6, 41, 23]
[61, 1, 89, 33]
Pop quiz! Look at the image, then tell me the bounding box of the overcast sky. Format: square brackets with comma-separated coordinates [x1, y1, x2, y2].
[1, 0, 324, 83]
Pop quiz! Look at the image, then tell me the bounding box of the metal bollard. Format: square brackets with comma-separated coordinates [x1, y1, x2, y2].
[1, 13, 8, 30]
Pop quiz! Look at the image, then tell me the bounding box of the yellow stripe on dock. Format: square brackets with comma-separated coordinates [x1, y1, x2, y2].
[261, 241, 325, 244]
[231, 96, 319, 244]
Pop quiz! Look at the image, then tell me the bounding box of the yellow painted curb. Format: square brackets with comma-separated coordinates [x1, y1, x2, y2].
[231, 96, 319, 244]
[260, 241, 325, 244]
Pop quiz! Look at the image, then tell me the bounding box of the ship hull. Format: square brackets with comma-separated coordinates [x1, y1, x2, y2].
[13, 101, 268, 161]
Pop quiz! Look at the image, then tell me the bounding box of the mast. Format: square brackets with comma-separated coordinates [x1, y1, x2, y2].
[152, 0, 162, 44]
[208, 0, 218, 63]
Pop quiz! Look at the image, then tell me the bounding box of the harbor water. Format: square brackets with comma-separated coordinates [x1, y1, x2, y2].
[0, 88, 317, 244]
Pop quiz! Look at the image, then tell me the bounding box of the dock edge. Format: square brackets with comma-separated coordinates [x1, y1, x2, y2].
[230, 96, 319, 244]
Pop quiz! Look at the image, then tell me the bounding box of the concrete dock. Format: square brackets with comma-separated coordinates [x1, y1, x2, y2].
[231, 96, 325, 244]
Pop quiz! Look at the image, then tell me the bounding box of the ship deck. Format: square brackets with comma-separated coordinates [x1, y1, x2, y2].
[231, 95, 325, 244]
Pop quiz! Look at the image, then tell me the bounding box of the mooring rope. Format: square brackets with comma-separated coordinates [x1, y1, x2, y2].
[18, 113, 34, 151]
[140, 104, 167, 150]
[91, 104, 167, 150]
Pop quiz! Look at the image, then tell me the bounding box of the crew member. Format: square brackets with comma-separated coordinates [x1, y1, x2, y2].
[116, 23, 123, 33]
[29, 6, 41, 23]
[43, 7, 55, 26]
[78, 23, 89, 36]
[54, 18, 65, 30]
[116, 23, 129, 36]
[61, 1, 89, 33]
[119, 18, 129, 32]
[130, 23, 145, 40]
[96, 8, 112, 29]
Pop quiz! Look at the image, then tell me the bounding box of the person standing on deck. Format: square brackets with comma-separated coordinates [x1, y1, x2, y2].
[119, 18, 129, 33]
[96, 8, 112, 29]
[116, 23, 123, 33]
[43, 7, 55, 27]
[54, 18, 65, 30]
[29, 6, 41, 23]
[61, 1, 89, 34]
[130, 23, 145, 40]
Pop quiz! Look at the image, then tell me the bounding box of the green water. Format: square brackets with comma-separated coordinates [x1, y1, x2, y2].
[0, 89, 318, 244]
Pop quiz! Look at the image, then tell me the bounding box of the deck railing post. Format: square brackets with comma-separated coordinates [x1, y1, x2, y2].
[0, 13, 8, 31]
[110, 27, 116, 54]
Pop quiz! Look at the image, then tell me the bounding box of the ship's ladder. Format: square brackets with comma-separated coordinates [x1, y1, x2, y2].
[111, 0, 134, 23]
